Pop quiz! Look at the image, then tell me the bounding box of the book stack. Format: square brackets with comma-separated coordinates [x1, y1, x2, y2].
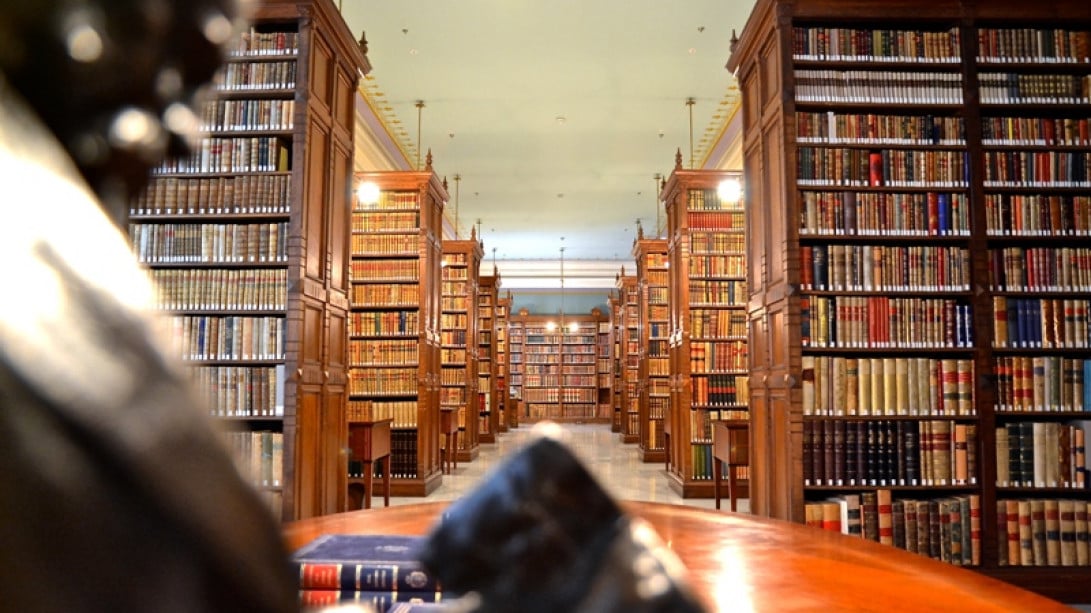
[292, 534, 450, 612]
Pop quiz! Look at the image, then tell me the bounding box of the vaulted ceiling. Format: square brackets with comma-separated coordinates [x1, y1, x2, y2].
[339, 0, 755, 296]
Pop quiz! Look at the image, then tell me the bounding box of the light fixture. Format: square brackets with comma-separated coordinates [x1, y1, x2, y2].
[415, 100, 425, 170]
[356, 180, 380, 206]
[685, 97, 696, 169]
[546, 321, 557, 332]
[453, 174, 461, 237]
[653, 173, 663, 236]
[718, 177, 743, 205]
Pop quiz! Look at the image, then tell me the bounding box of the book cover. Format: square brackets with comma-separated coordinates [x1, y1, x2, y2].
[292, 534, 440, 593]
[299, 589, 445, 610]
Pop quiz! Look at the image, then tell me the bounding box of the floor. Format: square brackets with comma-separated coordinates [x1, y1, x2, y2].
[388, 422, 747, 513]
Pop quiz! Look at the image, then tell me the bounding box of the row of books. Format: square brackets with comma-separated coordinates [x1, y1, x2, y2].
[996, 498, 1091, 567]
[984, 193, 1091, 236]
[804, 419, 975, 487]
[796, 146, 969, 187]
[151, 268, 288, 311]
[131, 222, 289, 264]
[225, 430, 283, 489]
[352, 233, 419, 255]
[215, 60, 296, 91]
[351, 284, 421, 307]
[190, 364, 285, 417]
[996, 421, 1088, 488]
[807, 491, 980, 567]
[352, 260, 420, 281]
[691, 373, 750, 407]
[229, 29, 298, 56]
[689, 309, 747, 339]
[156, 136, 290, 174]
[350, 311, 419, 337]
[982, 150, 1091, 187]
[993, 297, 1091, 348]
[801, 243, 971, 292]
[688, 340, 747, 372]
[801, 295, 974, 348]
[686, 253, 745, 278]
[349, 340, 418, 367]
[977, 27, 1091, 64]
[981, 115, 1091, 146]
[521, 388, 597, 403]
[801, 356, 974, 417]
[792, 26, 961, 62]
[439, 369, 466, 386]
[170, 314, 285, 361]
[994, 355, 1091, 413]
[686, 214, 745, 234]
[799, 190, 970, 236]
[979, 73, 1091, 105]
[988, 246, 1091, 291]
[796, 111, 965, 145]
[439, 330, 466, 346]
[352, 211, 421, 232]
[201, 98, 294, 132]
[348, 400, 419, 429]
[794, 70, 964, 105]
[349, 367, 419, 396]
[687, 280, 747, 305]
[352, 191, 421, 211]
[524, 402, 599, 420]
[133, 174, 292, 216]
[439, 297, 469, 311]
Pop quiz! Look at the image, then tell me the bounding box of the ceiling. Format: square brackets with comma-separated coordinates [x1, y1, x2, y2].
[338, 0, 755, 292]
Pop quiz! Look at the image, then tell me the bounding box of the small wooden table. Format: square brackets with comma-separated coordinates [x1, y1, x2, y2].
[712, 419, 749, 511]
[282, 501, 1073, 612]
[346, 418, 391, 510]
[439, 407, 459, 474]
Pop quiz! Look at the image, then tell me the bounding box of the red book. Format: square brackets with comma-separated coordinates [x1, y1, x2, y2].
[869, 151, 884, 186]
[877, 488, 894, 546]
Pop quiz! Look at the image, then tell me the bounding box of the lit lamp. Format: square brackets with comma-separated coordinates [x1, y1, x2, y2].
[356, 180, 380, 207]
[717, 177, 742, 205]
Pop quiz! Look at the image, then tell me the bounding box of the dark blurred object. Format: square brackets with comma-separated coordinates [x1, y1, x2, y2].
[0, 0, 298, 611]
[417, 425, 707, 613]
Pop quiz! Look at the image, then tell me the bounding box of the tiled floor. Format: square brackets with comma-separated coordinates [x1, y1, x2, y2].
[388, 422, 748, 513]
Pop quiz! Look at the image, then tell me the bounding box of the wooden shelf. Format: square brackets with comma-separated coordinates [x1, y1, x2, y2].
[634, 231, 670, 463]
[442, 236, 483, 462]
[729, 0, 1091, 601]
[132, 0, 368, 521]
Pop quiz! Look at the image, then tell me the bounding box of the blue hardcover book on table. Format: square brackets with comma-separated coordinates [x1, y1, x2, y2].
[292, 534, 440, 593]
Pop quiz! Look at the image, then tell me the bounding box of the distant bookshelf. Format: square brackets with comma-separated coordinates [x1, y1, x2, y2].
[441, 236, 483, 462]
[633, 229, 669, 463]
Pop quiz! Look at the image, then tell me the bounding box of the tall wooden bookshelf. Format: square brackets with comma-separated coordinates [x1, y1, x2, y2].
[496, 291, 512, 431]
[129, 0, 366, 521]
[511, 310, 607, 422]
[634, 229, 670, 463]
[348, 161, 446, 496]
[508, 309, 525, 425]
[617, 271, 641, 442]
[477, 269, 500, 443]
[442, 235, 483, 462]
[663, 155, 749, 498]
[729, 0, 1091, 601]
[608, 292, 624, 432]
[596, 317, 614, 422]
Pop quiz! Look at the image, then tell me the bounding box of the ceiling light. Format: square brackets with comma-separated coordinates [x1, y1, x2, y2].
[356, 181, 380, 206]
[555, 115, 566, 124]
[718, 178, 742, 204]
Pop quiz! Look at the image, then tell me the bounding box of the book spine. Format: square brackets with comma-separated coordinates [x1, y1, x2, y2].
[298, 563, 440, 593]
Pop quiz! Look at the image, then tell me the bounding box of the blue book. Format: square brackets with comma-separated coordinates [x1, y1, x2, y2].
[292, 534, 440, 593]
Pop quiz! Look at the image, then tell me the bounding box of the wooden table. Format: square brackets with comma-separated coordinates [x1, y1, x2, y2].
[439, 407, 459, 474]
[711, 419, 748, 511]
[283, 501, 1074, 612]
[346, 418, 391, 510]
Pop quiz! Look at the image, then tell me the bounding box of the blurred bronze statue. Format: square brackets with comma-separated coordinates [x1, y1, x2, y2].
[0, 0, 297, 611]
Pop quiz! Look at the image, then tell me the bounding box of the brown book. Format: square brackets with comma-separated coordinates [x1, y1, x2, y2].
[877, 488, 894, 546]
[969, 494, 981, 566]
[903, 498, 919, 554]
[1007, 499, 1022, 566]
[953, 423, 969, 484]
[996, 500, 1008, 566]
[1076, 501, 1090, 566]
[1019, 500, 1034, 566]
[1031, 499, 1047, 565]
[861, 490, 879, 542]
[1060, 499, 1077, 566]
[1045, 498, 1061, 566]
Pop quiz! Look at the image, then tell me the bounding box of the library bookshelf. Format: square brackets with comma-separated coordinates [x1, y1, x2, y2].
[597, 316, 614, 423]
[442, 235, 483, 462]
[348, 162, 446, 496]
[509, 309, 609, 423]
[477, 269, 500, 443]
[663, 155, 750, 498]
[634, 229, 670, 463]
[507, 309, 525, 425]
[496, 291, 513, 431]
[616, 271, 641, 442]
[729, 0, 1091, 601]
[130, 0, 367, 521]
[608, 292, 624, 433]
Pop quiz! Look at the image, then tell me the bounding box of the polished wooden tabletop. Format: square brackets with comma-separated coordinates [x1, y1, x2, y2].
[283, 501, 1076, 612]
